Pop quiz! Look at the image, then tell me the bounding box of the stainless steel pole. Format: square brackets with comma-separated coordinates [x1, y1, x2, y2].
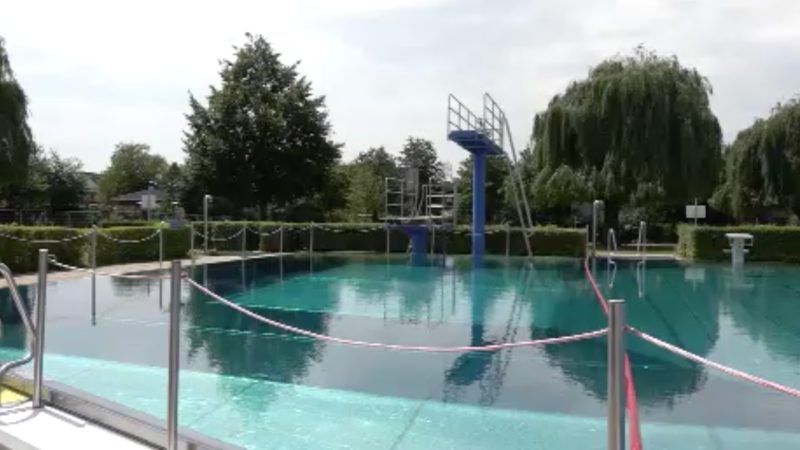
[241, 224, 247, 259]
[189, 222, 195, 263]
[505, 223, 511, 258]
[592, 200, 602, 258]
[608, 299, 626, 450]
[385, 227, 390, 256]
[203, 195, 211, 254]
[91, 225, 97, 324]
[159, 222, 164, 270]
[309, 222, 314, 256]
[167, 260, 181, 450]
[694, 198, 698, 226]
[279, 226, 284, 254]
[33, 249, 48, 408]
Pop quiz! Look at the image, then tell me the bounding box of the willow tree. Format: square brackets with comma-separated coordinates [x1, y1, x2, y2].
[530, 47, 722, 222]
[712, 98, 800, 220]
[0, 37, 35, 198]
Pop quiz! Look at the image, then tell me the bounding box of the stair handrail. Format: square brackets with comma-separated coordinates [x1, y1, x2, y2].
[606, 228, 618, 288]
[0, 263, 37, 380]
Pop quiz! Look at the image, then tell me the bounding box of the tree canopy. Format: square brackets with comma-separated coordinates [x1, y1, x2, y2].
[455, 155, 510, 223]
[529, 47, 722, 221]
[183, 33, 340, 217]
[98, 142, 168, 201]
[712, 98, 800, 220]
[400, 137, 442, 184]
[0, 37, 35, 197]
[342, 146, 399, 221]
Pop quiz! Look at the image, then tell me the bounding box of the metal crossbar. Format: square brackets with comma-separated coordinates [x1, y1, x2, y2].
[447, 94, 484, 136]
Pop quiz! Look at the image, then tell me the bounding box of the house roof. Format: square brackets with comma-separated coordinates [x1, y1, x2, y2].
[111, 189, 164, 203]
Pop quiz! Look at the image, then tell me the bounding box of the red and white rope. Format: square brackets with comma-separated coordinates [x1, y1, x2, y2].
[187, 278, 607, 353]
[627, 325, 800, 398]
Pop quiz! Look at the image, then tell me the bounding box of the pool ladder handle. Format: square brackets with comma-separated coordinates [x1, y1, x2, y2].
[0, 261, 41, 402]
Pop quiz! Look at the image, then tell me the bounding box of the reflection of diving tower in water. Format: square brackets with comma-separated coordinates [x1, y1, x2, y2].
[447, 94, 534, 262]
[384, 167, 457, 264]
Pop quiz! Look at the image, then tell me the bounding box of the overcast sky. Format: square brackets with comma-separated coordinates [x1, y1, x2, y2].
[2, 0, 799, 172]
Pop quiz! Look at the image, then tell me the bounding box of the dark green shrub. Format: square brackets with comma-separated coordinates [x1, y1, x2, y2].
[0, 226, 88, 272]
[96, 226, 189, 265]
[677, 224, 800, 261]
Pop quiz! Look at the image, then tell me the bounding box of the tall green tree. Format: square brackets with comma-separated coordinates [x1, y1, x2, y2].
[454, 155, 511, 223]
[0, 37, 35, 199]
[13, 146, 85, 211]
[712, 98, 800, 220]
[183, 33, 341, 217]
[98, 142, 168, 201]
[400, 137, 442, 184]
[343, 146, 399, 221]
[529, 47, 722, 222]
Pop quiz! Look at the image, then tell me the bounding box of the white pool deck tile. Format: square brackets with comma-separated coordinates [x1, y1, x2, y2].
[0, 400, 150, 450]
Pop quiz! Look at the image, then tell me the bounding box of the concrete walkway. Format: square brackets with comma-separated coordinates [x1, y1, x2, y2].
[1, 252, 284, 288]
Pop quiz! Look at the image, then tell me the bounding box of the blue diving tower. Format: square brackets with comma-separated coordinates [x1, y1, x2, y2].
[383, 169, 456, 264]
[446, 93, 535, 263]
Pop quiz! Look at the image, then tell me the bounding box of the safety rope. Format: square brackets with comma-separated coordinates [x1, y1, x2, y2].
[626, 325, 800, 398]
[187, 278, 607, 352]
[97, 229, 161, 244]
[0, 230, 93, 244]
[583, 257, 643, 450]
[48, 257, 173, 280]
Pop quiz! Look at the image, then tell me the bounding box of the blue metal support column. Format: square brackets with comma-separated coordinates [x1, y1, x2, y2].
[388, 224, 429, 265]
[472, 150, 488, 263]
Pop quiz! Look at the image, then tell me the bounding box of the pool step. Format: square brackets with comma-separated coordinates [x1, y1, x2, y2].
[0, 399, 151, 450]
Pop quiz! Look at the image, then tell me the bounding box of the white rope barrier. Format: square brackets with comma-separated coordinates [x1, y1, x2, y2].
[48, 257, 172, 281]
[187, 278, 607, 352]
[0, 230, 93, 244]
[97, 229, 161, 244]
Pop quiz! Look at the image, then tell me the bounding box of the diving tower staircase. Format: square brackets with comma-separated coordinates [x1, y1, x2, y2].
[447, 93, 534, 258]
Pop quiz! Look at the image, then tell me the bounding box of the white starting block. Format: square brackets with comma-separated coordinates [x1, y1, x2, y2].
[724, 233, 754, 265]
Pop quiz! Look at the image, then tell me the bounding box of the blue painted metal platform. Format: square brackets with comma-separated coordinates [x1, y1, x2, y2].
[447, 130, 503, 155]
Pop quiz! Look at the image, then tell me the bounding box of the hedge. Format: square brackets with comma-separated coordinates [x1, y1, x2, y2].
[245, 222, 586, 257]
[96, 226, 190, 265]
[677, 224, 800, 262]
[0, 226, 87, 272]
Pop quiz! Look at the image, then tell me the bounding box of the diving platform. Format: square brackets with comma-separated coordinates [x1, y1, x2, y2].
[447, 130, 503, 156]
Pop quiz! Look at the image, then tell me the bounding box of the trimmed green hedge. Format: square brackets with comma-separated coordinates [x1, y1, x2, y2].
[247, 222, 586, 257]
[96, 226, 190, 265]
[677, 224, 800, 262]
[0, 226, 87, 272]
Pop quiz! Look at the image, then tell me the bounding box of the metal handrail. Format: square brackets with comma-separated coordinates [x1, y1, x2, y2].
[447, 94, 484, 136]
[0, 263, 37, 381]
[636, 221, 647, 261]
[607, 229, 618, 289]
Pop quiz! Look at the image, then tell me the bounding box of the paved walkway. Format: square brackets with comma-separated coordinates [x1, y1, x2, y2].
[1, 252, 284, 288]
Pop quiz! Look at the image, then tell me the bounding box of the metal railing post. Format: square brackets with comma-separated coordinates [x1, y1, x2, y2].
[167, 260, 181, 450]
[505, 223, 511, 258]
[385, 227, 390, 256]
[203, 194, 211, 254]
[279, 226, 284, 254]
[189, 222, 195, 263]
[608, 299, 626, 450]
[33, 249, 48, 408]
[309, 222, 314, 256]
[159, 222, 165, 270]
[241, 224, 247, 259]
[592, 200, 602, 258]
[91, 225, 97, 324]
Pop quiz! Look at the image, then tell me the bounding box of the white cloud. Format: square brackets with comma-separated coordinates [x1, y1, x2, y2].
[2, 0, 799, 171]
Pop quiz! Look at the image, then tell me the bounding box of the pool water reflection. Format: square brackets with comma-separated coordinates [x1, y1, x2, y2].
[0, 254, 797, 449]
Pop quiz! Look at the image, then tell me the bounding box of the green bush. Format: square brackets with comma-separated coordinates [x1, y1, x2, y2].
[96, 226, 190, 265]
[248, 222, 585, 257]
[0, 226, 88, 272]
[677, 224, 800, 261]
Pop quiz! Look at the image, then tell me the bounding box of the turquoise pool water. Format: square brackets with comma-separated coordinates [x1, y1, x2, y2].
[0, 254, 798, 449]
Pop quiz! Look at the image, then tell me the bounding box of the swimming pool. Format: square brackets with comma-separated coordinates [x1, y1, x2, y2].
[1, 254, 799, 449]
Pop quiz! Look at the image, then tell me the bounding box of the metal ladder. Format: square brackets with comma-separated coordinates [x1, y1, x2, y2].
[483, 94, 535, 257]
[0, 263, 37, 381]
